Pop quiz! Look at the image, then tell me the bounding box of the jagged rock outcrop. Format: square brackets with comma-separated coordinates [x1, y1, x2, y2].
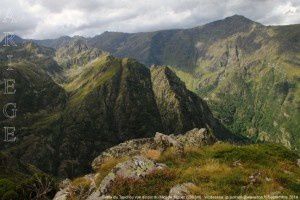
[55, 128, 215, 199]
[92, 128, 216, 170]
[154, 132, 184, 154]
[150, 66, 244, 142]
[175, 128, 217, 147]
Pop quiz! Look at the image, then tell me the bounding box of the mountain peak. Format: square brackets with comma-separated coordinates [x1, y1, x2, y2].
[223, 14, 257, 24]
[204, 14, 261, 28]
[193, 14, 263, 41]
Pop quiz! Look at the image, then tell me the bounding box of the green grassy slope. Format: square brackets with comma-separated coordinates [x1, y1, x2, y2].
[172, 24, 300, 152]
[68, 143, 300, 198]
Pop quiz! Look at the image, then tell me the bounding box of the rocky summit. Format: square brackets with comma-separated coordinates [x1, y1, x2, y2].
[53, 129, 300, 199]
[53, 128, 218, 199]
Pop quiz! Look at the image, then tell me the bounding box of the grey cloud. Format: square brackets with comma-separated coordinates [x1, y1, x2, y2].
[0, 0, 299, 39]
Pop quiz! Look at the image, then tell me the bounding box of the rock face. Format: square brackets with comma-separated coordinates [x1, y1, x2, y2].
[151, 66, 244, 142]
[88, 156, 167, 199]
[151, 66, 209, 135]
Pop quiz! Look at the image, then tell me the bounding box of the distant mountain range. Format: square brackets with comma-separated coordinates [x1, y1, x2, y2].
[18, 14, 298, 152]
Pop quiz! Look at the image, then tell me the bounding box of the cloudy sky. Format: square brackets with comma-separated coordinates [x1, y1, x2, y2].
[0, 0, 299, 39]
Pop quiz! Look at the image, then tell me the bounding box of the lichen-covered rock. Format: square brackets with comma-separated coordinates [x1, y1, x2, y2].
[53, 179, 71, 200]
[248, 172, 262, 185]
[114, 156, 164, 178]
[58, 178, 71, 190]
[92, 138, 154, 170]
[83, 174, 97, 191]
[168, 182, 196, 199]
[54, 174, 96, 200]
[53, 188, 68, 200]
[88, 156, 167, 199]
[176, 128, 217, 147]
[154, 132, 184, 154]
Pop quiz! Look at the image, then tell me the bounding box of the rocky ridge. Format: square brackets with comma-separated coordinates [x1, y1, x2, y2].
[53, 127, 300, 200]
[91, 128, 216, 170]
[54, 128, 216, 200]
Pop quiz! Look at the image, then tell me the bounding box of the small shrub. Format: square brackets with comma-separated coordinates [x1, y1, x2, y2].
[2, 190, 18, 200]
[0, 179, 16, 198]
[17, 173, 58, 200]
[110, 169, 177, 196]
[216, 169, 248, 195]
[69, 177, 92, 200]
[275, 173, 300, 194]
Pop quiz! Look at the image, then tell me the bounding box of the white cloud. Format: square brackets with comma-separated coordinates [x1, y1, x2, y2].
[0, 0, 299, 39]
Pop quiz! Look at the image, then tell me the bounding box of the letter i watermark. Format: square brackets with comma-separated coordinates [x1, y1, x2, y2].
[6, 55, 14, 70]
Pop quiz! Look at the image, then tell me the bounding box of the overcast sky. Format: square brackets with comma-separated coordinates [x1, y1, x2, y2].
[0, 0, 299, 39]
